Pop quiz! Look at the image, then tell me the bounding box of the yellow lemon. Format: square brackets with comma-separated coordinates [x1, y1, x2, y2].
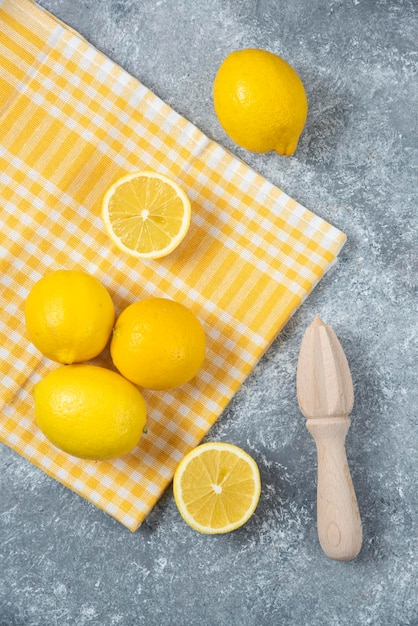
[34, 364, 147, 460]
[24, 270, 115, 364]
[110, 298, 206, 390]
[102, 170, 191, 259]
[213, 48, 308, 155]
[173, 442, 261, 534]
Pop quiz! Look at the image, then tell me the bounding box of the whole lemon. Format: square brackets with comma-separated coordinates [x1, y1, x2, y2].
[213, 48, 308, 155]
[34, 364, 147, 460]
[25, 270, 115, 364]
[110, 298, 206, 391]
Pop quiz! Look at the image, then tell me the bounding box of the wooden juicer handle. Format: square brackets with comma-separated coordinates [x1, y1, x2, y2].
[297, 316, 362, 561]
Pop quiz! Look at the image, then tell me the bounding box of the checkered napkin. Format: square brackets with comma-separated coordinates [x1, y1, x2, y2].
[0, 0, 346, 530]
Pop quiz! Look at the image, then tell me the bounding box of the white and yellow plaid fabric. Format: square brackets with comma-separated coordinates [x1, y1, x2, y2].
[0, 0, 346, 530]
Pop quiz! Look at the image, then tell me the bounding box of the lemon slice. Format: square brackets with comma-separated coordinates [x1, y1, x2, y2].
[173, 442, 261, 534]
[102, 170, 191, 259]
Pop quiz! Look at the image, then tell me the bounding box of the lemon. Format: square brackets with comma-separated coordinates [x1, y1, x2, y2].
[110, 298, 206, 390]
[33, 364, 147, 460]
[101, 170, 191, 259]
[24, 270, 115, 364]
[213, 48, 308, 155]
[173, 442, 261, 534]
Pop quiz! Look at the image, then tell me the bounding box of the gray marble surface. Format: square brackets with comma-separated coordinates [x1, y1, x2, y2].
[1, 1, 417, 625]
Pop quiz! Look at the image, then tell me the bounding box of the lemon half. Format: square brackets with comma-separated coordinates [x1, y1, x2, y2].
[173, 442, 261, 534]
[102, 170, 191, 259]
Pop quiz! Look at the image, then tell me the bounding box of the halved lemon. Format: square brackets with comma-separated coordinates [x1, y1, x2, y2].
[101, 170, 191, 259]
[173, 442, 261, 534]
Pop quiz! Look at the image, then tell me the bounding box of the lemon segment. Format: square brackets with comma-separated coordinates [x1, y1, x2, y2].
[173, 442, 261, 534]
[34, 364, 147, 460]
[101, 170, 191, 259]
[213, 48, 308, 156]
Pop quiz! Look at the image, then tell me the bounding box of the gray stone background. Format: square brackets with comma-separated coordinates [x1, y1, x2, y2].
[1, 0, 417, 625]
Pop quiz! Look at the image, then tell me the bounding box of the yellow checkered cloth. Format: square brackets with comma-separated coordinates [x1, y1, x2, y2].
[0, 0, 346, 530]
